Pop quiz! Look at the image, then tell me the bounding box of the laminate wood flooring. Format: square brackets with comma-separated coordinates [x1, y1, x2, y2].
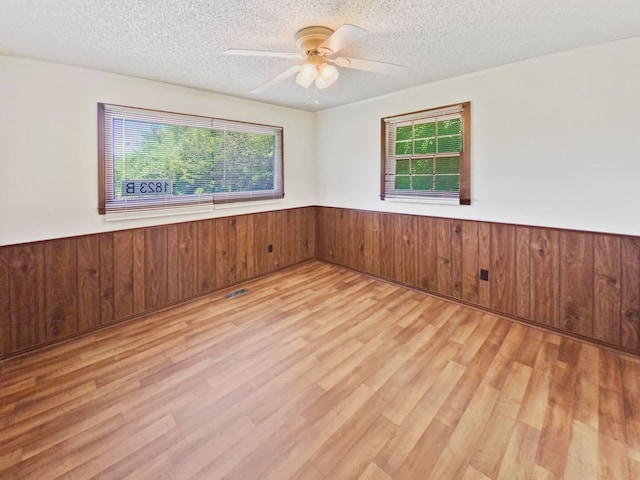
[1, 261, 639, 479]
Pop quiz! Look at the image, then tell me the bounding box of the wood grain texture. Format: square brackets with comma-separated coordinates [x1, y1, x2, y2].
[436, 218, 452, 296]
[215, 218, 230, 289]
[113, 230, 134, 320]
[451, 220, 463, 299]
[490, 224, 516, 316]
[0, 247, 10, 355]
[197, 219, 216, 294]
[133, 229, 146, 314]
[10, 243, 46, 351]
[461, 220, 479, 304]
[177, 222, 198, 300]
[515, 226, 530, 319]
[1, 261, 638, 479]
[77, 235, 100, 331]
[621, 237, 640, 351]
[167, 224, 180, 304]
[399, 215, 418, 288]
[145, 226, 168, 309]
[560, 231, 594, 336]
[478, 222, 492, 308]
[417, 216, 437, 292]
[530, 228, 560, 327]
[364, 212, 381, 276]
[593, 235, 621, 345]
[44, 238, 78, 340]
[99, 233, 114, 326]
[380, 213, 396, 280]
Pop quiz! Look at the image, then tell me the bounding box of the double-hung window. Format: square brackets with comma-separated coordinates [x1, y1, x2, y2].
[381, 102, 470, 204]
[98, 104, 284, 217]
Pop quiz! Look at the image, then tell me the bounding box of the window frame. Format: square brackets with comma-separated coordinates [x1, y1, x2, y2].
[380, 102, 471, 205]
[98, 103, 284, 216]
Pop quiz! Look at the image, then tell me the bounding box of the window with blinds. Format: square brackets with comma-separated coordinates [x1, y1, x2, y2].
[98, 103, 284, 216]
[381, 102, 470, 205]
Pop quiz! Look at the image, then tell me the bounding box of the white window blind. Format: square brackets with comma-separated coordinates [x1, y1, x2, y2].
[382, 102, 470, 204]
[99, 104, 284, 216]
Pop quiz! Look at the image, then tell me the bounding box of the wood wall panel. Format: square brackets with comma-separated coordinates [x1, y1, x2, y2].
[215, 218, 231, 289]
[314, 207, 640, 356]
[99, 233, 114, 326]
[450, 221, 463, 299]
[113, 231, 134, 320]
[132, 229, 146, 314]
[490, 224, 516, 315]
[167, 225, 180, 304]
[515, 227, 531, 319]
[197, 219, 216, 294]
[380, 214, 396, 280]
[559, 231, 594, 336]
[0, 248, 10, 356]
[77, 235, 100, 331]
[461, 221, 479, 304]
[436, 218, 452, 296]
[364, 212, 381, 276]
[593, 235, 621, 345]
[417, 216, 437, 292]
[254, 212, 270, 276]
[530, 228, 559, 327]
[44, 238, 78, 340]
[177, 222, 198, 300]
[621, 237, 640, 351]
[10, 244, 46, 351]
[145, 226, 168, 309]
[478, 222, 491, 308]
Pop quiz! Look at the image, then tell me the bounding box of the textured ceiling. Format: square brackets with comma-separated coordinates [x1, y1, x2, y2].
[1, 0, 640, 111]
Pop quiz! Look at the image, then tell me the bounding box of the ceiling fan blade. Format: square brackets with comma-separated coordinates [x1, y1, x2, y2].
[224, 49, 304, 59]
[317, 24, 367, 55]
[251, 65, 302, 94]
[333, 56, 407, 76]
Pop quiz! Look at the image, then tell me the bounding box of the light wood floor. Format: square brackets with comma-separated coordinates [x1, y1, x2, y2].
[1, 261, 639, 479]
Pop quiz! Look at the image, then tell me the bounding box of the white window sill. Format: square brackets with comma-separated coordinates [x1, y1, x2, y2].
[214, 199, 283, 210]
[385, 196, 461, 206]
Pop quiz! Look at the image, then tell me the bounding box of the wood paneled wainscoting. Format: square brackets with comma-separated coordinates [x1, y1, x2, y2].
[0, 207, 315, 359]
[315, 207, 640, 356]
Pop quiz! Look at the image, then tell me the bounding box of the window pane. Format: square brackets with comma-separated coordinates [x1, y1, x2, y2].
[414, 139, 436, 155]
[396, 125, 413, 141]
[213, 131, 275, 193]
[113, 121, 215, 199]
[395, 176, 410, 189]
[396, 159, 410, 174]
[412, 175, 433, 190]
[435, 174, 460, 191]
[437, 135, 462, 153]
[395, 141, 412, 156]
[435, 156, 460, 174]
[411, 158, 433, 174]
[438, 119, 461, 135]
[414, 122, 436, 139]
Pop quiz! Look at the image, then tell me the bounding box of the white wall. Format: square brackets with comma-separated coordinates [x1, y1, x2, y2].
[316, 37, 640, 236]
[0, 56, 316, 246]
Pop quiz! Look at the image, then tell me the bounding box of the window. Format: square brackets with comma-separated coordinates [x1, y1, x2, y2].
[98, 104, 284, 216]
[381, 102, 470, 204]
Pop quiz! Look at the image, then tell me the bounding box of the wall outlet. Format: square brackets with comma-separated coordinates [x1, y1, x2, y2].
[268, 244, 273, 253]
[480, 269, 489, 281]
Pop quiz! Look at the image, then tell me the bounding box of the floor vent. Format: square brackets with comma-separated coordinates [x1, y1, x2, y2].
[225, 288, 249, 299]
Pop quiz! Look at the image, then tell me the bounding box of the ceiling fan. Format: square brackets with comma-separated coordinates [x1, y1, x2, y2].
[224, 24, 407, 94]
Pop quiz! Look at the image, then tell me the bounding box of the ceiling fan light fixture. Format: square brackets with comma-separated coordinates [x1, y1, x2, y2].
[295, 62, 317, 88]
[315, 63, 339, 89]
